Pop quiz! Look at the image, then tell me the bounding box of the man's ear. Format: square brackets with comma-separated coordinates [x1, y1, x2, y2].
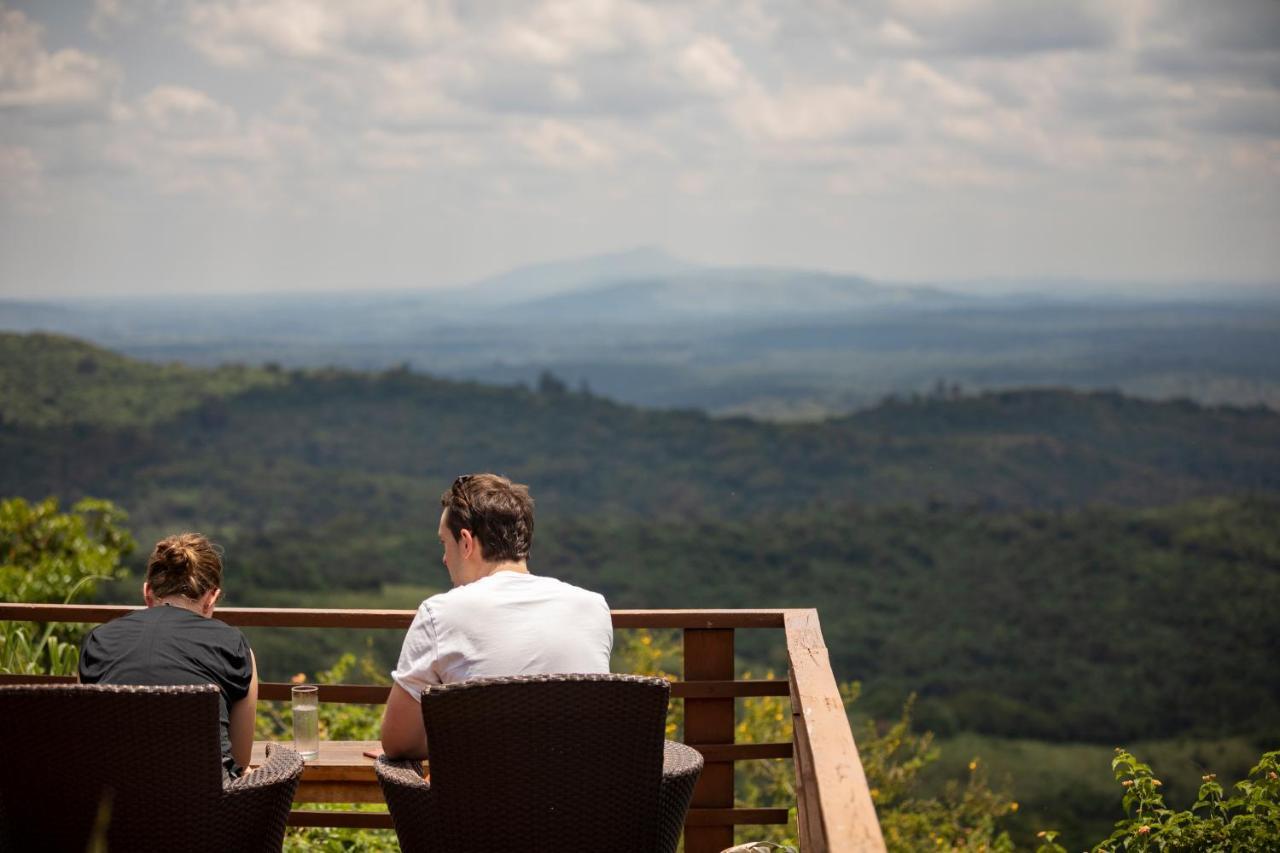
[142, 582, 155, 606]
[201, 587, 222, 616]
[458, 528, 476, 559]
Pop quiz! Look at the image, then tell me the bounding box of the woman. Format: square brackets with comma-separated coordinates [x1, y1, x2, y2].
[78, 533, 259, 780]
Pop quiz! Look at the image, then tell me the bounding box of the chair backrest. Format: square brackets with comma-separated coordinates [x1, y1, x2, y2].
[421, 673, 671, 851]
[0, 683, 225, 852]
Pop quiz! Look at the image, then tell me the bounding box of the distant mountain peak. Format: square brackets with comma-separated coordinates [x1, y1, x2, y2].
[452, 246, 700, 307]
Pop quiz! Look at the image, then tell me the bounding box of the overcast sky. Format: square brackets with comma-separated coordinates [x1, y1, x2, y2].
[1, 0, 1278, 298]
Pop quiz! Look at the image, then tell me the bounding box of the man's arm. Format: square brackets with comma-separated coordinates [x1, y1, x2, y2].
[380, 682, 429, 760]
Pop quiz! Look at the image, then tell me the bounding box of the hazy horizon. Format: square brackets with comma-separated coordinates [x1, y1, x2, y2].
[2, 1, 1279, 299]
[2, 245, 1277, 304]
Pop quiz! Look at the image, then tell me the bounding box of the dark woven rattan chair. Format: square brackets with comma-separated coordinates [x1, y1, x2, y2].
[376, 673, 703, 853]
[0, 683, 302, 853]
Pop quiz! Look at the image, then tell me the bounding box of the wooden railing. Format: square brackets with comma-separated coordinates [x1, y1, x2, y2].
[0, 604, 884, 852]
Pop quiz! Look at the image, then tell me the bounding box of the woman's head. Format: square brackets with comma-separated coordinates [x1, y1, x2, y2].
[145, 533, 223, 603]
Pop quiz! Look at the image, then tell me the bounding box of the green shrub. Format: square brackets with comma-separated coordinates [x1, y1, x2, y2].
[0, 496, 134, 674]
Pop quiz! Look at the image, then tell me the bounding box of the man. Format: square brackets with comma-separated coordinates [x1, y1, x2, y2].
[380, 473, 614, 759]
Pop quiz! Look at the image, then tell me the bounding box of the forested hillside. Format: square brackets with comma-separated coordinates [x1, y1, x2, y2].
[2, 332, 1278, 749]
[3, 333, 1277, 527]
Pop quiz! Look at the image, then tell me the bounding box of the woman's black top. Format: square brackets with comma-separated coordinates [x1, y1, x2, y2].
[78, 605, 254, 776]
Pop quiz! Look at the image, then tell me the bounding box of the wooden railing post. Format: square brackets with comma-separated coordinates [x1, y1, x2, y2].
[683, 627, 735, 853]
[786, 609, 886, 852]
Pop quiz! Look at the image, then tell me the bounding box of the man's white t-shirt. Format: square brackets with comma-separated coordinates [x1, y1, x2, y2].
[391, 571, 613, 700]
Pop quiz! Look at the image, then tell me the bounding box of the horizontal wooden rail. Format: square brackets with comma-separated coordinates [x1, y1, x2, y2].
[692, 742, 793, 762]
[687, 808, 791, 826]
[256, 678, 788, 704]
[0, 674, 789, 704]
[288, 810, 390, 829]
[0, 603, 788, 630]
[288, 806, 791, 830]
[0, 673, 75, 686]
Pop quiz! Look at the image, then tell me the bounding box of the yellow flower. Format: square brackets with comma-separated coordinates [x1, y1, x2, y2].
[1009, 802, 1019, 812]
[968, 759, 978, 771]
[290, 672, 307, 684]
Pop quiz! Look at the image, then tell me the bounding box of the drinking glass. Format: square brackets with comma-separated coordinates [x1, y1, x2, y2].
[292, 684, 319, 760]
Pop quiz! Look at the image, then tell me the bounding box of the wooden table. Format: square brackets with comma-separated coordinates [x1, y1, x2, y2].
[251, 739, 397, 805]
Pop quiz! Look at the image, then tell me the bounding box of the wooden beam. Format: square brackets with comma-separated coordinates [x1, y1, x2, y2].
[257, 683, 391, 704]
[262, 678, 792, 704]
[674, 679, 790, 699]
[0, 603, 789, 630]
[283, 806, 792, 830]
[691, 742, 793, 762]
[3, 674, 792, 705]
[686, 808, 790, 826]
[683, 627, 736, 853]
[613, 610, 787, 629]
[0, 673, 76, 685]
[286, 810, 391, 829]
[0, 603, 417, 629]
[786, 609, 885, 853]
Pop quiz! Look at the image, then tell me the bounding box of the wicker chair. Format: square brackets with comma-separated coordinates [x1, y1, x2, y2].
[376, 673, 704, 853]
[0, 683, 302, 853]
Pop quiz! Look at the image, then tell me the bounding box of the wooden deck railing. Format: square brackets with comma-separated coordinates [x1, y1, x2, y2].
[0, 603, 885, 852]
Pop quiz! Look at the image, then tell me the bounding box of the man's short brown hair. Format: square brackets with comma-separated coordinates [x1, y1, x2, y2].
[440, 473, 534, 563]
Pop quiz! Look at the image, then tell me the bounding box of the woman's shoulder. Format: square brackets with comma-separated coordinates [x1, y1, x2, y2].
[204, 613, 251, 644]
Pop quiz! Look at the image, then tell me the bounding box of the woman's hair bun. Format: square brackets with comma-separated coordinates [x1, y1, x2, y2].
[146, 533, 224, 600]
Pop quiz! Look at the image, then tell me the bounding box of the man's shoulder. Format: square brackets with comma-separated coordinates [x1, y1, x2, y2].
[424, 572, 608, 614]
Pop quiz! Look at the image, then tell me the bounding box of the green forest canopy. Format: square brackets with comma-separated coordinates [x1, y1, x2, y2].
[1, 332, 1277, 748]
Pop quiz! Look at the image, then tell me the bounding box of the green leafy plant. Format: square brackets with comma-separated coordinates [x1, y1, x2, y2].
[864, 695, 1016, 852]
[1085, 748, 1280, 852]
[0, 496, 134, 674]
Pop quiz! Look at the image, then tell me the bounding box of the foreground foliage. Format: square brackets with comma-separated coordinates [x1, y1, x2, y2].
[0, 496, 133, 674]
[1035, 750, 1280, 853]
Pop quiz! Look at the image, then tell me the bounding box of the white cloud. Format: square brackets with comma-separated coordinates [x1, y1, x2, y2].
[730, 82, 904, 144]
[367, 56, 470, 128]
[519, 118, 615, 169]
[677, 36, 746, 97]
[187, 0, 457, 67]
[899, 61, 989, 110]
[0, 9, 119, 114]
[493, 0, 676, 66]
[139, 85, 238, 136]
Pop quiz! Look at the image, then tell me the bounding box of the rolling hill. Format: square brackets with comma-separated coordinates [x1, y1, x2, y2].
[2, 332, 1278, 748]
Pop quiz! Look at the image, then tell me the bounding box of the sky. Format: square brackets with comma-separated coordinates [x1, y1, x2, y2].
[1, 0, 1278, 298]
